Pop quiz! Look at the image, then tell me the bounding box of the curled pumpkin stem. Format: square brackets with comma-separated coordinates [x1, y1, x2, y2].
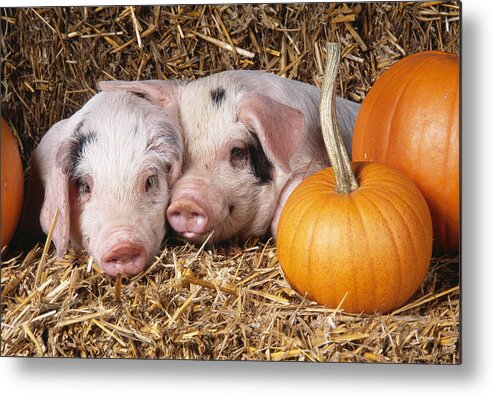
[320, 43, 358, 194]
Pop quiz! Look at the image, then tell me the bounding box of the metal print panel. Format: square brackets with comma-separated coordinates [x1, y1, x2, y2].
[1, 1, 460, 363]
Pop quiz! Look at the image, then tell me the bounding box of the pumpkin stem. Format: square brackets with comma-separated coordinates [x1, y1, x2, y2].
[320, 43, 359, 194]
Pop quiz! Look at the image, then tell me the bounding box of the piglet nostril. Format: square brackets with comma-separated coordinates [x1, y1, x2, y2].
[191, 212, 206, 225]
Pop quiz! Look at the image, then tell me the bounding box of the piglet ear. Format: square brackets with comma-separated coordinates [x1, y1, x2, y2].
[39, 141, 72, 258]
[237, 93, 304, 173]
[97, 80, 180, 108]
[147, 124, 183, 186]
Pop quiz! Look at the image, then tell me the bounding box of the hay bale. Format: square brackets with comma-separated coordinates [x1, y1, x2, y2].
[1, 2, 460, 362]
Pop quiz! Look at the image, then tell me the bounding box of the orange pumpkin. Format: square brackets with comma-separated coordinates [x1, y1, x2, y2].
[352, 51, 459, 254]
[277, 162, 433, 313]
[1, 117, 24, 248]
[276, 44, 433, 314]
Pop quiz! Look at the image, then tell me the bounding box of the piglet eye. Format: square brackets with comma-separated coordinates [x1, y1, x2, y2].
[230, 146, 248, 164]
[145, 175, 158, 192]
[76, 179, 91, 195]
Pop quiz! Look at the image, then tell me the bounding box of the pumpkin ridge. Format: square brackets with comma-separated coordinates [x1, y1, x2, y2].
[281, 191, 324, 296]
[371, 61, 414, 164]
[356, 169, 428, 310]
[295, 171, 336, 195]
[442, 80, 459, 251]
[358, 166, 431, 254]
[365, 186, 431, 304]
[356, 190, 404, 309]
[349, 193, 377, 312]
[412, 56, 455, 210]
[370, 181, 428, 238]
[281, 191, 311, 253]
[386, 56, 438, 167]
[363, 167, 426, 203]
[341, 197, 357, 311]
[373, 176, 432, 243]
[372, 176, 424, 201]
[438, 108, 453, 251]
[305, 198, 327, 302]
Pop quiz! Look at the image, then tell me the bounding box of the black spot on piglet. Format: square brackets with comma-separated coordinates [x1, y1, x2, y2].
[61, 120, 97, 178]
[248, 134, 273, 185]
[211, 87, 226, 107]
[131, 91, 152, 102]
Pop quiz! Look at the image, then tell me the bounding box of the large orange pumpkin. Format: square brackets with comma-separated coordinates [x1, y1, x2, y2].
[1, 117, 24, 248]
[276, 44, 433, 314]
[352, 51, 459, 254]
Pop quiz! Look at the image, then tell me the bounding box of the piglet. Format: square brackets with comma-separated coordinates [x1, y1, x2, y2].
[23, 81, 182, 277]
[166, 70, 360, 244]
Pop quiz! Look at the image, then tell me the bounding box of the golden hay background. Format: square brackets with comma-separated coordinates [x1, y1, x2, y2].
[1, 2, 460, 362]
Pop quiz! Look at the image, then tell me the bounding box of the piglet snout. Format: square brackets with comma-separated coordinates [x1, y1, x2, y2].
[167, 197, 209, 239]
[101, 241, 147, 277]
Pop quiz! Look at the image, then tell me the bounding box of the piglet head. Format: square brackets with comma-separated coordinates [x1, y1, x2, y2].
[167, 77, 305, 244]
[40, 82, 182, 277]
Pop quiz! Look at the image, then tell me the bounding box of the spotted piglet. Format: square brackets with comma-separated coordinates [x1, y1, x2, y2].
[23, 81, 182, 277]
[167, 70, 360, 244]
